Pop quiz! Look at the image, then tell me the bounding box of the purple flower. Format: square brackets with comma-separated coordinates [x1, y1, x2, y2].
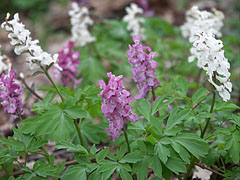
[71, 0, 89, 4]
[133, 0, 154, 17]
[128, 35, 161, 99]
[99, 72, 139, 141]
[55, 41, 82, 89]
[0, 69, 23, 118]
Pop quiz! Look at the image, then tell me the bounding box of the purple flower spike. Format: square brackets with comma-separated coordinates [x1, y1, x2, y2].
[55, 41, 82, 89]
[0, 69, 24, 118]
[128, 35, 161, 99]
[99, 72, 139, 141]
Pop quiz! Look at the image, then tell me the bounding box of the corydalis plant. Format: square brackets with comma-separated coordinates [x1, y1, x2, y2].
[0, 44, 11, 74]
[1, 13, 60, 70]
[55, 41, 82, 89]
[128, 35, 160, 99]
[190, 32, 232, 101]
[181, 6, 224, 43]
[98, 72, 139, 141]
[0, 69, 23, 119]
[69, 2, 95, 47]
[123, 3, 145, 39]
[133, 0, 154, 17]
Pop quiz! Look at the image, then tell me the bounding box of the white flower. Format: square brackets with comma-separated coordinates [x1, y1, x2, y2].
[181, 6, 224, 43]
[1, 13, 60, 70]
[123, 3, 145, 39]
[190, 32, 232, 101]
[69, 2, 95, 46]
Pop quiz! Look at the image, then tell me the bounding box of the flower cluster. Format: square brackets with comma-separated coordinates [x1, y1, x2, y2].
[98, 72, 139, 141]
[123, 3, 145, 39]
[55, 41, 82, 89]
[69, 2, 95, 47]
[181, 6, 224, 43]
[0, 69, 23, 118]
[127, 35, 160, 99]
[1, 13, 59, 70]
[190, 32, 232, 101]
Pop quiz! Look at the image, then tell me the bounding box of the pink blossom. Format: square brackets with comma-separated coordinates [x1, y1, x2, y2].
[128, 35, 161, 99]
[55, 41, 82, 89]
[0, 69, 23, 118]
[99, 72, 139, 141]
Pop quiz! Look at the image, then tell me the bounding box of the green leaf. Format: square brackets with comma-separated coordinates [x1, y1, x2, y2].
[55, 141, 88, 154]
[214, 101, 240, 112]
[62, 166, 86, 180]
[151, 156, 162, 178]
[120, 151, 144, 163]
[171, 133, 209, 158]
[120, 167, 133, 180]
[151, 96, 166, 115]
[166, 109, 191, 130]
[96, 148, 109, 163]
[176, 76, 188, 97]
[23, 105, 75, 141]
[192, 88, 209, 105]
[226, 131, 240, 164]
[154, 142, 170, 163]
[165, 157, 186, 175]
[231, 114, 240, 127]
[64, 106, 87, 119]
[170, 141, 190, 164]
[135, 157, 148, 180]
[138, 99, 151, 120]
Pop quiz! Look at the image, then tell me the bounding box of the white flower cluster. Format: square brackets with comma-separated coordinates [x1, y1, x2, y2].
[69, 2, 95, 47]
[181, 6, 224, 42]
[190, 32, 232, 101]
[0, 44, 11, 74]
[1, 13, 59, 70]
[123, 3, 145, 39]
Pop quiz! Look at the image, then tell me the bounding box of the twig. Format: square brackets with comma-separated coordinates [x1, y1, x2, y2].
[192, 91, 210, 109]
[21, 79, 43, 100]
[195, 162, 226, 177]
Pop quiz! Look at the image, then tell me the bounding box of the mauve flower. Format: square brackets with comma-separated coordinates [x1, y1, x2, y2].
[128, 35, 160, 99]
[55, 41, 82, 89]
[0, 69, 23, 118]
[133, 0, 154, 17]
[99, 72, 139, 141]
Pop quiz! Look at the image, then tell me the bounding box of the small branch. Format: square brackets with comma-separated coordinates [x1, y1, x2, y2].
[73, 119, 85, 148]
[123, 125, 131, 153]
[195, 162, 225, 177]
[1, 164, 10, 177]
[21, 79, 43, 100]
[192, 91, 211, 109]
[151, 86, 160, 117]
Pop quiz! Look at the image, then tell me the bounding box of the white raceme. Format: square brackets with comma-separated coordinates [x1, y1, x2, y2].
[1, 13, 59, 70]
[190, 32, 232, 101]
[69, 2, 95, 46]
[181, 6, 224, 43]
[123, 3, 145, 39]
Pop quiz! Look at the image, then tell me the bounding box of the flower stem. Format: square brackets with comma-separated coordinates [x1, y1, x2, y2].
[151, 87, 160, 117]
[74, 119, 85, 148]
[194, 69, 202, 93]
[201, 90, 215, 138]
[123, 125, 131, 153]
[21, 78, 43, 100]
[184, 85, 216, 179]
[41, 67, 64, 102]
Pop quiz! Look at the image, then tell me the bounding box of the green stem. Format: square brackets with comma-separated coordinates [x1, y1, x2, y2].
[201, 90, 215, 138]
[151, 87, 160, 117]
[24, 150, 28, 167]
[42, 146, 50, 162]
[183, 157, 196, 180]
[74, 119, 85, 148]
[123, 125, 131, 153]
[184, 81, 216, 179]
[194, 69, 202, 93]
[41, 67, 64, 102]
[1, 164, 10, 177]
